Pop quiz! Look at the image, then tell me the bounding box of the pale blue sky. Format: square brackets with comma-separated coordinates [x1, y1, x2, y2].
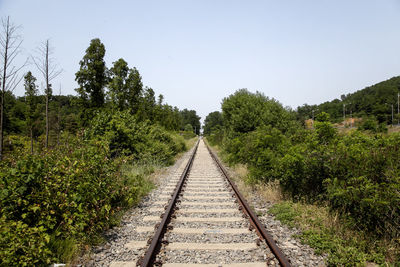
[1, 0, 400, 121]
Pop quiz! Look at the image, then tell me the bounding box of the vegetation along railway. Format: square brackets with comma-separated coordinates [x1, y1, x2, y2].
[104, 139, 291, 267]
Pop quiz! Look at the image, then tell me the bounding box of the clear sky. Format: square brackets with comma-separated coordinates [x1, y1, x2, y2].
[1, 0, 400, 122]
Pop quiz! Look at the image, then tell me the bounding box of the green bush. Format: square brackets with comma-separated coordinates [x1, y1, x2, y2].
[0, 217, 52, 266]
[0, 138, 122, 264]
[276, 142, 330, 200]
[181, 131, 196, 140]
[0, 129, 173, 264]
[84, 110, 186, 163]
[206, 128, 224, 147]
[221, 115, 400, 238]
[239, 126, 289, 182]
[325, 132, 400, 237]
[314, 121, 337, 144]
[275, 131, 400, 237]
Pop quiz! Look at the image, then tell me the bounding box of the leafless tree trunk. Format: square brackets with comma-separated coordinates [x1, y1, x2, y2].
[0, 16, 26, 160]
[32, 39, 62, 149]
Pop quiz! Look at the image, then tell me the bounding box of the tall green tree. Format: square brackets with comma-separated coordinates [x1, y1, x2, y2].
[126, 67, 143, 114]
[203, 111, 223, 135]
[137, 87, 156, 121]
[24, 71, 38, 153]
[108, 58, 129, 110]
[222, 89, 294, 135]
[75, 38, 107, 109]
[180, 108, 201, 134]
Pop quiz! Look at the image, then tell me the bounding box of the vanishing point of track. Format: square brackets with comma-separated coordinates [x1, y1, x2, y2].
[137, 139, 291, 267]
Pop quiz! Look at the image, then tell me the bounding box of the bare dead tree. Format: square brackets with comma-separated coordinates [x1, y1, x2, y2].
[0, 16, 27, 160]
[32, 39, 62, 149]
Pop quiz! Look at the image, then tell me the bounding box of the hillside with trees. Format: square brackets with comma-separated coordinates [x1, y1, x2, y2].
[297, 76, 400, 124]
[204, 89, 400, 265]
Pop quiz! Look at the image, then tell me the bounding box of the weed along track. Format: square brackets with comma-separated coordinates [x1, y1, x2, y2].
[135, 139, 291, 267]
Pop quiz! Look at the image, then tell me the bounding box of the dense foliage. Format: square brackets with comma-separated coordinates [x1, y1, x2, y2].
[0, 37, 196, 265]
[0, 127, 185, 265]
[0, 117, 188, 265]
[203, 111, 223, 136]
[206, 89, 400, 246]
[84, 110, 186, 163]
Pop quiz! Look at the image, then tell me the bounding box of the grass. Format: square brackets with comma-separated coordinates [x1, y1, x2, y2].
[205, 138, 400, 267]
[269, 202, 394, 266]
[183, 137, 198, 153]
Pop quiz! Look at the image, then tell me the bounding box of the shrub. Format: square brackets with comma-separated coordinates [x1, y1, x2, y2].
[85, 110, 186, 163]
[221, 115, 400, 238]
[0, 138, 122, 264]
[276, 141, 330, 200]
[359, 117, 378, 132]
[315, 111, 330, 122]
[0, 128, 179, 264]
[325, 132, 400, 237]
[239, 126, 289, 182]
[314, 121, 337, 144]
[181, 131, 196, 140]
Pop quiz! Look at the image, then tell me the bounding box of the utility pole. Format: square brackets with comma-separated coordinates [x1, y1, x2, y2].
[348, 103, 351, 127]
[312, 109, 318, 127]
[350, 109, 353, 128]
[343, 103, 346, 126]
[385, 103, 394, 126]
[391, 104, 394, 126]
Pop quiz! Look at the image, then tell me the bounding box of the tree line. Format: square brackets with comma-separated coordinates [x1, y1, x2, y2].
[0, 17, 200, 159]
[0, 16, 200, 265]
[297, 76, 400, 125]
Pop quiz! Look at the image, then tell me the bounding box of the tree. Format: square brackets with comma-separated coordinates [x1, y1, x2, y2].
[108, 59, 143, 112]
[315, 111, 330, 122]
[184, 123, 193, 132]
[222, 89, 293, 135]
[203, 111, 223, 135]
[108, 58, 129, 110]
[75, 38, 107, 109]
[32, 39, 62, 148]
[180, 109, 201, 134]
[24, 71, 38, 153]
[137, 87, 156, 122]
[158, 94, 164, 106]
[126, 67, 143, 114]
[299, 76, 400, 124]
[0, 16, 26, 160]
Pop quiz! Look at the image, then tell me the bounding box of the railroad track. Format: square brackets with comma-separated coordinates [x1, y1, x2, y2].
[136, 139, 290, 267]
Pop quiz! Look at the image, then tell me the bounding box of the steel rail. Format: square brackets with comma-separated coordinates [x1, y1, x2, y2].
[205, 141, 291, 267]
[139, 139, 200, 267]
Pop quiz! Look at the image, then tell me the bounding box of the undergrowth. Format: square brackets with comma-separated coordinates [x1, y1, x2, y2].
[206, 139, 400, 267]
[269, 201, 397, 266]
[0, 122, 190, 265]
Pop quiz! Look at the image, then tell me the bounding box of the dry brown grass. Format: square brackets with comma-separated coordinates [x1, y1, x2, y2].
[230, 164, 284, 204]
[388, 125, 400, 133]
